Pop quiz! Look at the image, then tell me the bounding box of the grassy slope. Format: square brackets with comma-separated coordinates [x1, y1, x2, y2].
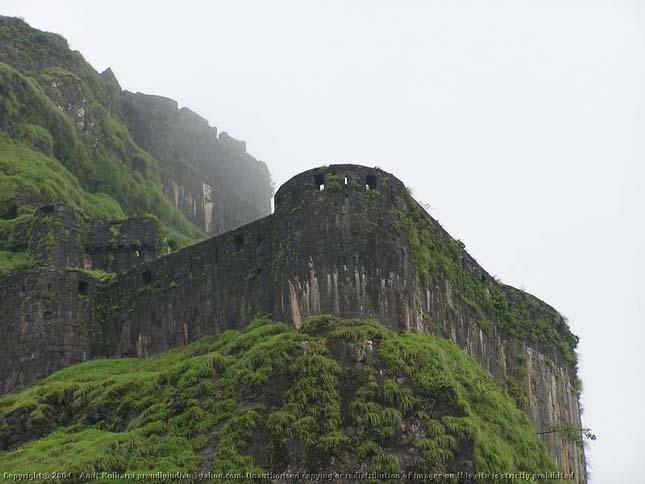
[0, 132, 124, 220]
[0, 17, 205, 271]
[0, 248, 35, 277]
[0, 317, 565, 483]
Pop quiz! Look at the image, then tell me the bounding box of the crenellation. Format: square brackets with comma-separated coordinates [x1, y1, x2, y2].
[274, 165, 405, 215]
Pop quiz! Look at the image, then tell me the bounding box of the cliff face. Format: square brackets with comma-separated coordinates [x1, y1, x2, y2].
[120, 91, 272, 235]
[0, 16, 272, 263]
[0, 165, 586, 482]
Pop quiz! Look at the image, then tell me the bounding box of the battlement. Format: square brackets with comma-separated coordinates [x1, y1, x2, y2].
[274, 164, 406, 213]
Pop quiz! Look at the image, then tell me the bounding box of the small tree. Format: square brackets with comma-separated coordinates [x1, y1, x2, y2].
[537, 424, 596, 447]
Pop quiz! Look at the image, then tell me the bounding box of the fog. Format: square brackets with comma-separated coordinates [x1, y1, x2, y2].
[3, 1, 644, 482]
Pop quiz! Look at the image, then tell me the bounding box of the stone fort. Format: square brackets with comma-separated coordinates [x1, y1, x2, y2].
[0, 164, 585, 481]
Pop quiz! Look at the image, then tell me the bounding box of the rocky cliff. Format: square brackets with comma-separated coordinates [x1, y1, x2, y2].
[120, 91, 272, 236]
[0, 15, 272, 275]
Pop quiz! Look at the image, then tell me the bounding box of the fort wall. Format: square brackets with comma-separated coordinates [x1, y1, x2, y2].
[0, 165, 586, 482]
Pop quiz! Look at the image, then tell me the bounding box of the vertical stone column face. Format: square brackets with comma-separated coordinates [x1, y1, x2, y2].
[27, 205, 87, 269]
[0, 269, 96, 394]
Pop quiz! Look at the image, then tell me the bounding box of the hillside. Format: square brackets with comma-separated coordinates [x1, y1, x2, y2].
[0, 17, 586, 483]
[0, 316, 567, 483]
[0, 16, 272, 276]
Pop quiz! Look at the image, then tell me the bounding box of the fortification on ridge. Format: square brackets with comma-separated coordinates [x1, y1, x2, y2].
[0, 164, 586, 482]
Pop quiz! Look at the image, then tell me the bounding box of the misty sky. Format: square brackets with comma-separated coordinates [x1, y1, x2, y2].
[3, 1, 644, 482]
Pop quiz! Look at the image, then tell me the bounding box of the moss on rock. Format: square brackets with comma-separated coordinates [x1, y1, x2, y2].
[0, 316, 567, 483]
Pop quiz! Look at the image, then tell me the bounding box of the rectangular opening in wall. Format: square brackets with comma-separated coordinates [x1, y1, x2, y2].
[1, 205, 17, 220]
[366, 174, 377, 190]
[234, 233, 244, 251]
[78, 280, 88, 295]
[142, 270, 152, 285]
[314, 174, 325, 191]
[40, 204, 55, 215]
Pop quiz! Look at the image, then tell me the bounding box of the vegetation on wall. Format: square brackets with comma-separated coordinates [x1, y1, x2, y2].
[397, 193, 579, 367]
[505, 355, 529, 411]
[0, 213, 36, 276]
[0, 249, 36, 278]
[0, 316, 565, 482]
[537, 424, 596, 449]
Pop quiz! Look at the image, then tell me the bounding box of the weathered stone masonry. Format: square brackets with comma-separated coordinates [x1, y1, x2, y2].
[0, 164, 586, 482]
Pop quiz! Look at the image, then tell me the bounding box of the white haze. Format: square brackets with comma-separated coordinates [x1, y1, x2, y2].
[3, 1, 644, 482]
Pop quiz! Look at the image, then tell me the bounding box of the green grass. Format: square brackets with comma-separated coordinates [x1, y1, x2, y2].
[0, 49, 204, 249]
[66, 267, 117, 283]
[0, 249, 36, 277]
[15, 123, 53, 156]
[0, 316, 567, 482]
[0, 132, 124, 220]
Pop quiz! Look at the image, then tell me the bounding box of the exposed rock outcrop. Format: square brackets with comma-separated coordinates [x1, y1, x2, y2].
[120, 91, 272, 235]
[0, 15, 272, 245]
